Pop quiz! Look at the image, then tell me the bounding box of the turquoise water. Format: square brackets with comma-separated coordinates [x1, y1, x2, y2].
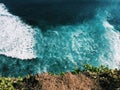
[0, 1, 120, 77]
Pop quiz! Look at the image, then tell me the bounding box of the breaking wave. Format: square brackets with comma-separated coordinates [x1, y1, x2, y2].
[0, 2, 120, 76]
[0, 3, 36, 59]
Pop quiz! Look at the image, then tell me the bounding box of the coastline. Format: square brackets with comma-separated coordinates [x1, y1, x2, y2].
[0, 65, 120, 90]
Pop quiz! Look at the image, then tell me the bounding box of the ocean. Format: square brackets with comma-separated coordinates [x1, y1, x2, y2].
[0, 0, 120, 77]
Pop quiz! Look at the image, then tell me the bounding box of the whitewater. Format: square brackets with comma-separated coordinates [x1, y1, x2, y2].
[0, 2, 120, 76]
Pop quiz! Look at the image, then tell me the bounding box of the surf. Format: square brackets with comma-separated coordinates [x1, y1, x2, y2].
[0, 2, 120, 77]
[0, 3, 36, 59]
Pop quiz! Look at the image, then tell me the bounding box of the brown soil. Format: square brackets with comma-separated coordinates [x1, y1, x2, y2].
[14, 71, 120, 90]
[15, 72, 101, 90]
[36, 72, 100, 90]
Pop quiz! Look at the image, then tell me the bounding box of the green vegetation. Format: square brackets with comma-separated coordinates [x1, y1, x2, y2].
[72, 68, 81, 74]
[0, 77, 23, 90]
[83, 64, 120, 90]
[84, 64, 111, 73]
[0, 64, 119, 90]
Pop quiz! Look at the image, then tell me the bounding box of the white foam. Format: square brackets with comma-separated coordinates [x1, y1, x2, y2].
[103, 21, 120, 68]
[103, 21, 114, 29]
[0, 3, 36, 59]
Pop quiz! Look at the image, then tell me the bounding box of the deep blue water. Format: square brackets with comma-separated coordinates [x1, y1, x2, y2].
[0, 0, 120, 77]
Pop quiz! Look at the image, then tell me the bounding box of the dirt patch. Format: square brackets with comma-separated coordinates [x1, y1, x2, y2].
[13, 70, 120, 90]
[16, 72, 101, 90]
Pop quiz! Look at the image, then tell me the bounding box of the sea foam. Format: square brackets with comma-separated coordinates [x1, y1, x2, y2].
[0, 3, 36, 59]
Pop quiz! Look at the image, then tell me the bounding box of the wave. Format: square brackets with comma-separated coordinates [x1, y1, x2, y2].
[0, 3, 36, 59]
[37, 18, 120, 70]
[0, 3, 120, 76]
